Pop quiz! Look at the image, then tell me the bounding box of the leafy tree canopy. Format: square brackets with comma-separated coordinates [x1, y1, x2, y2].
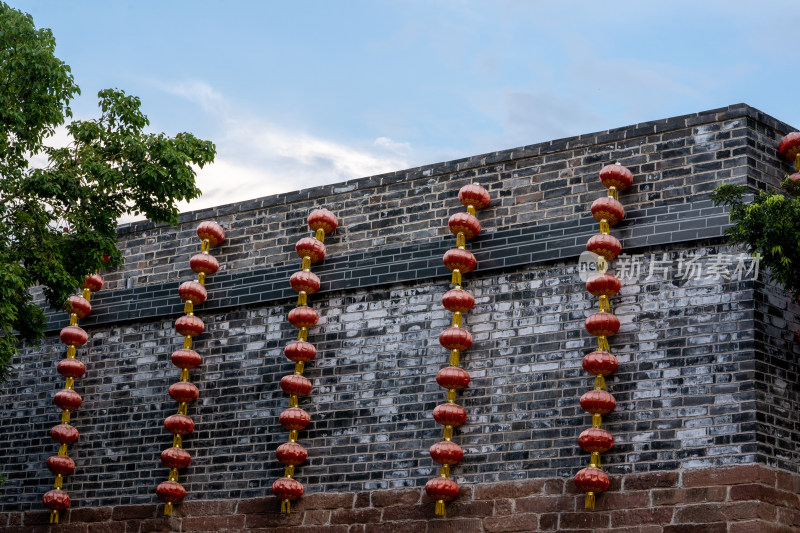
[712, 175, 800, 298]
[0, 2, 215, 380]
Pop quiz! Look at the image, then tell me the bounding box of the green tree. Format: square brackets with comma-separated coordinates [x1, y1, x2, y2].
[0, 3, 215, 380]
[712, 176, 800, 298]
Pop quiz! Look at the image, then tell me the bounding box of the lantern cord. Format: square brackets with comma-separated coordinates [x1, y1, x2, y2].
[281, 499, 291, 514]
[50, 510, 59, 524]
[164, 502, 173, 516]
[585, 492, 595, 510]
[435, 500, 446, 516]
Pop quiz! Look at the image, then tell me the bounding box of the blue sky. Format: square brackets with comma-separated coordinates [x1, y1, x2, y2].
[13, 0, 798, 214]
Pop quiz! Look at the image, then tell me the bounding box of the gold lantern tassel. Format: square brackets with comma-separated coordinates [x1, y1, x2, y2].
[598, 336, 609, 352]
[281, 499, 291, 514]
[599, 295, 609, 312]
[591, 452, 601, 467]
[585, 492, 595, 510]
[164, 502, 173, 516]
[316, 228, 325, 242]
[599, 220, 609, 234]
[456, 232, 465, 249]
[594, 375, 606, 390]
[451, 270, 461, 287]
[50, 510, 59, 524]
[435, 500, 446, 516]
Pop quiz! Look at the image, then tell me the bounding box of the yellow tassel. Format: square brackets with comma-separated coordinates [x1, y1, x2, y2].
[592, 413, 602, 428]
[451, 270, 461, 286]
[169, 469, 179, 482]
[164, 502, 173, 516]
[600, 220, 609, 234]
[173, 435, 182, 448]
[452, 312, 462, 327]
[440, 465, 450, 478]
[302, 256, 311, 271]
[585, 492, 595, 510]
[50, 510, 59, 524]
[82, 288, 91, 301]
[184, 336, 192, 349]
[281, 499, 291, 514]
[177, 402, 188, 415]
[297, 327, 308, 341]
[597, 256, 608, 273]
[298, 292, 307, 306]
[288, 395, 299, 408]
[289, 430, 299, 442]
[294, 362, 305, 374]
[446, 389, 457, 403]
[198, 272, 206, 285]
[591, 452, 601, 467]
[599, 295, 609, 311]
[61, 410, 70, 424]
[598, 336, 609, 352]
[67, 346, 76, 358]
[467, 205, 476, 216]
[594, 375, 606, 390]
[284, 465, 295, 477]
[608, 187, 618, 200]
[201, 239, 210, 252]
[69, 313, 78, 326]
[443, 425, 453, 441]
[58, 444, 67, 456]
[65, 377, 74, 390]
[450, 350, 460, 366]
[184, 301, 193, 315]
[316, 228, 325, 242]
[180, 368, 189, 381]
[435, 500, 446, 516]
[456, 232, 465, 249]
[54, 474, 63, 489]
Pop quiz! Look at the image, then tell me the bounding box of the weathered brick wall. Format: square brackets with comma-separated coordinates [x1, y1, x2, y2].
[1, 104, 799, 529]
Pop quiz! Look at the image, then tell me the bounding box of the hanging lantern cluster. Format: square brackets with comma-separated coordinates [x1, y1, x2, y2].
[425, 184, 490, 517]
[575, 163, 633, 510]
[43, 273, 104, 524]
[156, 221, 225, 517]
[273, 208, 338, 514]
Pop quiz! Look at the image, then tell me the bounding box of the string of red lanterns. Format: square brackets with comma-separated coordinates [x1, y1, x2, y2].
[43, 273, 104, 524]
[156, 221, 225, 517]
[273, 208, 338, 514]
[574, 163, 633, 509]
[425, 184, 490, 517]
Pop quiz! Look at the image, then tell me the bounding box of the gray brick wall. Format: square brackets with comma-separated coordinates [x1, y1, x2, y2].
[1, 103, 798, 513]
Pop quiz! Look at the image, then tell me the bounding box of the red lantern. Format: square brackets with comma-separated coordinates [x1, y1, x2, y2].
[308, 209, 339, 234]
[284, 341, 317, 362]
[443, 248, 477, 273]
[582, 351, 618, 376]
[585, 312, 620, 337]
[161, 447, 192, 469]
[288, 307, 319, 328]
[429, 441, 464, 465]
[290, 271, 321, 294]
[458, 184, 491, 210]
[53, 389, 82, 411]
[574, 467, 610, 509]
[42, 489, 70, 511]
[65, 296, 91, 318]
[586, 234, 622, 261]
[436, 367, 470, 390]
[442, 289, 475, 313]
[171, 349, 201, 369]
[164, 414, 195, 435]
[189, 253, 219, 275]
[50, 424, 79, 445]
[57, 358, 86, 378]
[175, 315, 204, 337]
[276, 442, 308, 465]
[578, 428, 614, 453]
[272, 477, 304, 501]
[59, 325, 88, 347]
[590, 197, 625, 226]
[46, 455, 75, 476]
[196, 221, 226, 246]
[169, 382, 199, 403]
[179, 281, 207, 305]
[156, 480, 187, 503]
[433, 403, 467, 427]
[586, 273, 621, 298]
[82, 273, 104, 292]
[580, 390, 616, 415]
[425, 477, 459, 502]
[448, 213, 481, 240]
[779, 132, 800, 162]
[439, 327, 473, 351]
[280, 374, 312, 396]
[599, 163, 633, 191]
[279, 408, 311, 431]
[296, 237, 326, 263]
